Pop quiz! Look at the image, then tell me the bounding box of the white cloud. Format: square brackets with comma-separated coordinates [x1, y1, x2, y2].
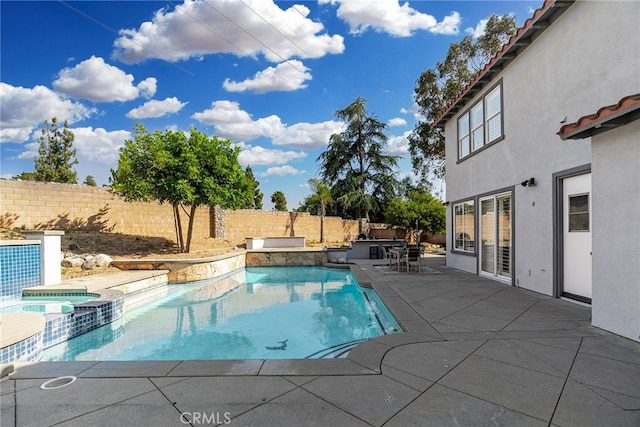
[193, 100, 284, 141]
[137, 78, 158, 98]
[235, 142, 307, 167]
[16, 141, 39, 160]
[127, 97, 187, 119]
[466, 18, 489, 38]
[386, 130, 411, 156]
[262, 165, 305, 177]
[15, 126, 130, 166]
[388, 117, 407, 127]
[71, 127, 131, 164]
[223, 60, 312, 93]
[401, 103, 424, 122]
[0, 83, 94, 143]
[272, 121, 343, 149]
[192, 100, 342, 149]
[320, 0, 460, 36]
[112, 0, 344, 64]
[53, 56, 157, 102]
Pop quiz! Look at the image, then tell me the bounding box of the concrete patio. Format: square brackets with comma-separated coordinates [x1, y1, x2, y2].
[2, 255, 639, 426]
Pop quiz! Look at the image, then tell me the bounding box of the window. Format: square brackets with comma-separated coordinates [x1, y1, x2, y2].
[457, 84, 502, 159]
[458, 114, 470, 158]
[569, 194, 589, 231]
[453, 200, 475, 252]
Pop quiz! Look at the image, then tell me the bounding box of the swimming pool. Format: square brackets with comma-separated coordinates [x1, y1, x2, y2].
[42, 266, 402, 361]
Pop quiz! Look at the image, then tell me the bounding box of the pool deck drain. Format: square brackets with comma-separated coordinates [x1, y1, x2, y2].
[3, 256, 639, 426]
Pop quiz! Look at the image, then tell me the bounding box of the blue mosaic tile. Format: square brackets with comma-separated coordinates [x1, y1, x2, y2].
[0, 244, 41, 300]
[3, 289, 126, 362]
[0, 330, 42, 364]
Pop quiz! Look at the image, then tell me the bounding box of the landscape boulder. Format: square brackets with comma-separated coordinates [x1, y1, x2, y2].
[62, 253, 113, 271]
[61, 256, 85, 268]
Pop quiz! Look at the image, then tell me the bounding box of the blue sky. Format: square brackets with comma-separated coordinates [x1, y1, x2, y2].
[1, 0, 537, 209]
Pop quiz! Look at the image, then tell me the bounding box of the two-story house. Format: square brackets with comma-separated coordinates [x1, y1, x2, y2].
[433, 0, 639, 341]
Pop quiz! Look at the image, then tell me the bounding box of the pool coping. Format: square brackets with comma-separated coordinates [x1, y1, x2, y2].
[6, 262, 438, 378]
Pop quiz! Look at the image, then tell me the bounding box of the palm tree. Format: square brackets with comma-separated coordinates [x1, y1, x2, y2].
[318, 97, 399, 221]
[307, 178, 333, 243]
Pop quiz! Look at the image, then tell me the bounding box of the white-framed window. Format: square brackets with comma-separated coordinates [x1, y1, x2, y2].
[457, 83, 503, 160]
[470, 103, 484, 151]
[453, 200, 475, 252]
[458, 114, 470, 158]
[485, 85, 502, 143]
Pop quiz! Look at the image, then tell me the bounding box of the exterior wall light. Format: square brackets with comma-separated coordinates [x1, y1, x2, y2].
[521, 178, 536, 187]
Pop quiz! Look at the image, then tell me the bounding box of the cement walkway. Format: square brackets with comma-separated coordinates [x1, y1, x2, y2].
[2, 256, 639, 426]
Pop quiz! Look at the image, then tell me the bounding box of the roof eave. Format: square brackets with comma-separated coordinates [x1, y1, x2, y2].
[558, 96, 640, 140]
[432, 0, 575, 129]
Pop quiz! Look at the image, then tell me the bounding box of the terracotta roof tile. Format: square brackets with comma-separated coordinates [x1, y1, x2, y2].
[558, 94, 640, 140]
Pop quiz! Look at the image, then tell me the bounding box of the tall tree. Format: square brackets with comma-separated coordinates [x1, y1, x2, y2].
[34, 118, 78, 183]
[409, 15, 517, 180]
[306, 178, 333, 243]
[244, 166, 263, 209]
[271, 191, 287, 211]
[318, 97, 399, 221]
[110, 123, 251, 252]
[84, 175, 97, 186]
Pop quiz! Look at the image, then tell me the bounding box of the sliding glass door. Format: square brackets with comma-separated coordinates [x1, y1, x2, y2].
[479, 193, 512, 280]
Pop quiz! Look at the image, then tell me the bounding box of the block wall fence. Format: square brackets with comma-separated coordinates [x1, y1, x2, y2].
[0, 180, 365, 244]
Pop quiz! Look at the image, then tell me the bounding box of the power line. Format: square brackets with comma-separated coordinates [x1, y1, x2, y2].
[201, 0, 308, 75]
[57, 0, 194, 76]
[238, 0, 310, 58]
[167, 0, 301, 88]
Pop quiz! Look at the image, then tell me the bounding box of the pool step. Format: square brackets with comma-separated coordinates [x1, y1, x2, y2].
[23, 270, 170, 296]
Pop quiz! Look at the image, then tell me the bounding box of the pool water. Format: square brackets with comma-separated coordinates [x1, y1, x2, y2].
[0, 295, 97, 314]
[42, 266, 402, 361]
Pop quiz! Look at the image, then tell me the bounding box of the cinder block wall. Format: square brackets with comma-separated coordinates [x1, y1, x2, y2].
[0, 180, 210, 240]
[1, 180, 364, 244]
[223, 210, 361, 243]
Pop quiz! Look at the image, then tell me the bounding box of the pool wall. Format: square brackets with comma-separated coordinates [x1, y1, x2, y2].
[0, 240, 41, 300]
[246, 250, 328, 267]
[0, 289, 125, 364]
[111, 251, 247, 282]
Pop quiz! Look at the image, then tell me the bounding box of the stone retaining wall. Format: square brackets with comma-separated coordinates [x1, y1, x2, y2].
[245, 250, 328, 267]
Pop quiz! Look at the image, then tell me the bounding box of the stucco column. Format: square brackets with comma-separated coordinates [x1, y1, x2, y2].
[23, 230, 64, 286]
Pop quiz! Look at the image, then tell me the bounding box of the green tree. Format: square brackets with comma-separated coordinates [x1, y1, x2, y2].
[384, 188, 446, 242]
[244, 166, 263, 209]
[318, 97, 399, 221]
[109, 123, 250, 252]
[409, 15, 517, 180]
[84, 175, 97, 186]
[271, 191, 287, 211]
[12, 172, 36, 181]
[34, 117, 78, 183]
[306, 178, 333, 243]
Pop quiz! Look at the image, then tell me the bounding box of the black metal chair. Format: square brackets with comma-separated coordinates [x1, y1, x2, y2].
[404, 247, 422, 272]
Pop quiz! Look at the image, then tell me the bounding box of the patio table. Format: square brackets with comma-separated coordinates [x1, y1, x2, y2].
[388, 248, 406, 271]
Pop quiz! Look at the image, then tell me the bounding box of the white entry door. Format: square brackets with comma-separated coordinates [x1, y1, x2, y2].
[563, 173, 592, 301]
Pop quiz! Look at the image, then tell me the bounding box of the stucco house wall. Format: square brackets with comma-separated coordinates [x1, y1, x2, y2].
[590, 119, 640, 341]
[444, 0, 639, 296]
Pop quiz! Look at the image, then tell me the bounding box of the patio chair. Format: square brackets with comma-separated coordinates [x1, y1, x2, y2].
[381, 245, 391, 268]
[404, 247, 422, 272]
